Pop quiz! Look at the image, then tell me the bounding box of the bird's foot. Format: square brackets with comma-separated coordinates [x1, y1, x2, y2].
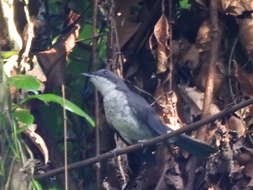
[111, 148, 119, 157]
[137, 139, 148, 148]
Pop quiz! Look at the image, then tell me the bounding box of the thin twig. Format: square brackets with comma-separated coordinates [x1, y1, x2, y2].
[4, 157, 15, 190]
[168, 0, 173, 90]
[228, 37, 238, 103]
[197, 0, 220, 140]
[107, 0, 123, 76]
[19, 0, 34, 69]
[155, 166, 167, 190]
[189, 2, 220, 189]
[61, 84, 68, 190]
[35, 98, 253, 180]
[92, 0, 101, 188]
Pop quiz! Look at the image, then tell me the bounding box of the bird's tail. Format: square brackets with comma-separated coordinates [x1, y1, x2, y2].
[171, 134, 217, 157]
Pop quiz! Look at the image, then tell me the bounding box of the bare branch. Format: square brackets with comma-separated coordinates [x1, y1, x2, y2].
[35, 98, 253, 180]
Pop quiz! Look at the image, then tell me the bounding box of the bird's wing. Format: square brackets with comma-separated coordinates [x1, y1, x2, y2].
[126, 90, 217, 157]
[126, 90, 172, 135]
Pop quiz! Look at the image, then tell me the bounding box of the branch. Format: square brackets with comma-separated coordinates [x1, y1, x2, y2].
[198, 0, 221, 140]
[188, 1, 220, 189]
[35, 98, 253, 180]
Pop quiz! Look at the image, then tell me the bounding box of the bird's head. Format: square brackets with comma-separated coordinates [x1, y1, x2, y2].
[82, 69, 126, 96]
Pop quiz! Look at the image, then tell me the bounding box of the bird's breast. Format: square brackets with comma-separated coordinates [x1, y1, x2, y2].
[103, 90, 155, 144]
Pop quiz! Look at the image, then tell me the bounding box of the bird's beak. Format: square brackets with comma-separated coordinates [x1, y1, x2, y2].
[82, 73, 95, 78]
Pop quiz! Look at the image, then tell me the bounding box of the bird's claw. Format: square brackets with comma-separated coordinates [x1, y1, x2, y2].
[138, 139, 147, 148]
[111, 148, 119, 157]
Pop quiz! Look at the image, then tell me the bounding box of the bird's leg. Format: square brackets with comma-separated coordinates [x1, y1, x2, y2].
[112, 133, 130, 189]
[137, 139, 147, 148]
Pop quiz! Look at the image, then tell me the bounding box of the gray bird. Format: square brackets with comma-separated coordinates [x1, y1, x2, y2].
[83, 69, 216, 157]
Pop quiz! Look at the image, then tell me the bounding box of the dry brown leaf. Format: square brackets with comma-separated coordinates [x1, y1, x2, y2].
[23, 124, 49, 164]
[154, 90, 181, 130]
[220, 0, 253, 16]
[195, 20, 212, 53]
[36, 11, 80, 91]
[226, 116, 246, 137]
[153, 14, 171, 73]
[238, 12, 253, 59]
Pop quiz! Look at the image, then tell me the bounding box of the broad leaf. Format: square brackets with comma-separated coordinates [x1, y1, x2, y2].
[8, 75, 40, 91]
[14, 109, 34, 125]
[32, 179, 43, 190]
[24, 94, 95, 127]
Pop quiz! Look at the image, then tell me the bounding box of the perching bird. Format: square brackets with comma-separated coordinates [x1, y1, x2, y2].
[83, 69, 216, 157]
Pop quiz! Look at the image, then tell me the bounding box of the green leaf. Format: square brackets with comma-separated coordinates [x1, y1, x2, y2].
[16, 125, 30, 134]
[0, 50, 19, 59]
[14, 109, 34, 125]
[24, 94, 95, 127]
[179, 0, 191, 9]
[52, 35, 60, 45]
[79, 24, 93, 42]
[32, 179, 43, 190]
[8, 75, 40, 91]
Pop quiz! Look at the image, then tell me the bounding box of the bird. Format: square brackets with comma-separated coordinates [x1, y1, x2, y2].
[83, 69, 217, 157]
